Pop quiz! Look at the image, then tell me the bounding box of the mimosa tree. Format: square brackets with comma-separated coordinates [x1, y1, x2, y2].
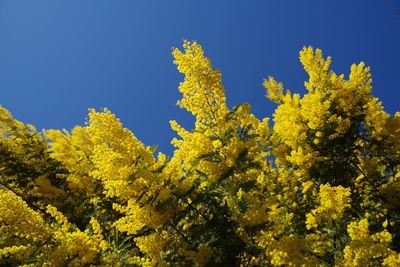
[1, 41, 399, 266]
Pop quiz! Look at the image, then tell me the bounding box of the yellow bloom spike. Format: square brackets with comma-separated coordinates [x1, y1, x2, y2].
[172, 40, 228, 125]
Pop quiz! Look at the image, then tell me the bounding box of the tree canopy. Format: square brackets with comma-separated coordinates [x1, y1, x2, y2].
[1, 41, 400, 266]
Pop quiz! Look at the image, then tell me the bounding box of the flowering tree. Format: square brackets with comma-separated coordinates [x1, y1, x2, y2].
[1, 41, 400, 266]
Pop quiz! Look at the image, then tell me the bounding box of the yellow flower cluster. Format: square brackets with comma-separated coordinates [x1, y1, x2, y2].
[341, 219, 395, 266]
[0, 190, 50, 242]
[306, 184, 351, 229]
[172, 40, 228, 125]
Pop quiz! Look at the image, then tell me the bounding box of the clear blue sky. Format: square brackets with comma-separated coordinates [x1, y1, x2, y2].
[0, 1, 399, 155]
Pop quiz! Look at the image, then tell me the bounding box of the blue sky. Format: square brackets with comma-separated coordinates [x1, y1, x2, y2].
[0, 1, 399, 155]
